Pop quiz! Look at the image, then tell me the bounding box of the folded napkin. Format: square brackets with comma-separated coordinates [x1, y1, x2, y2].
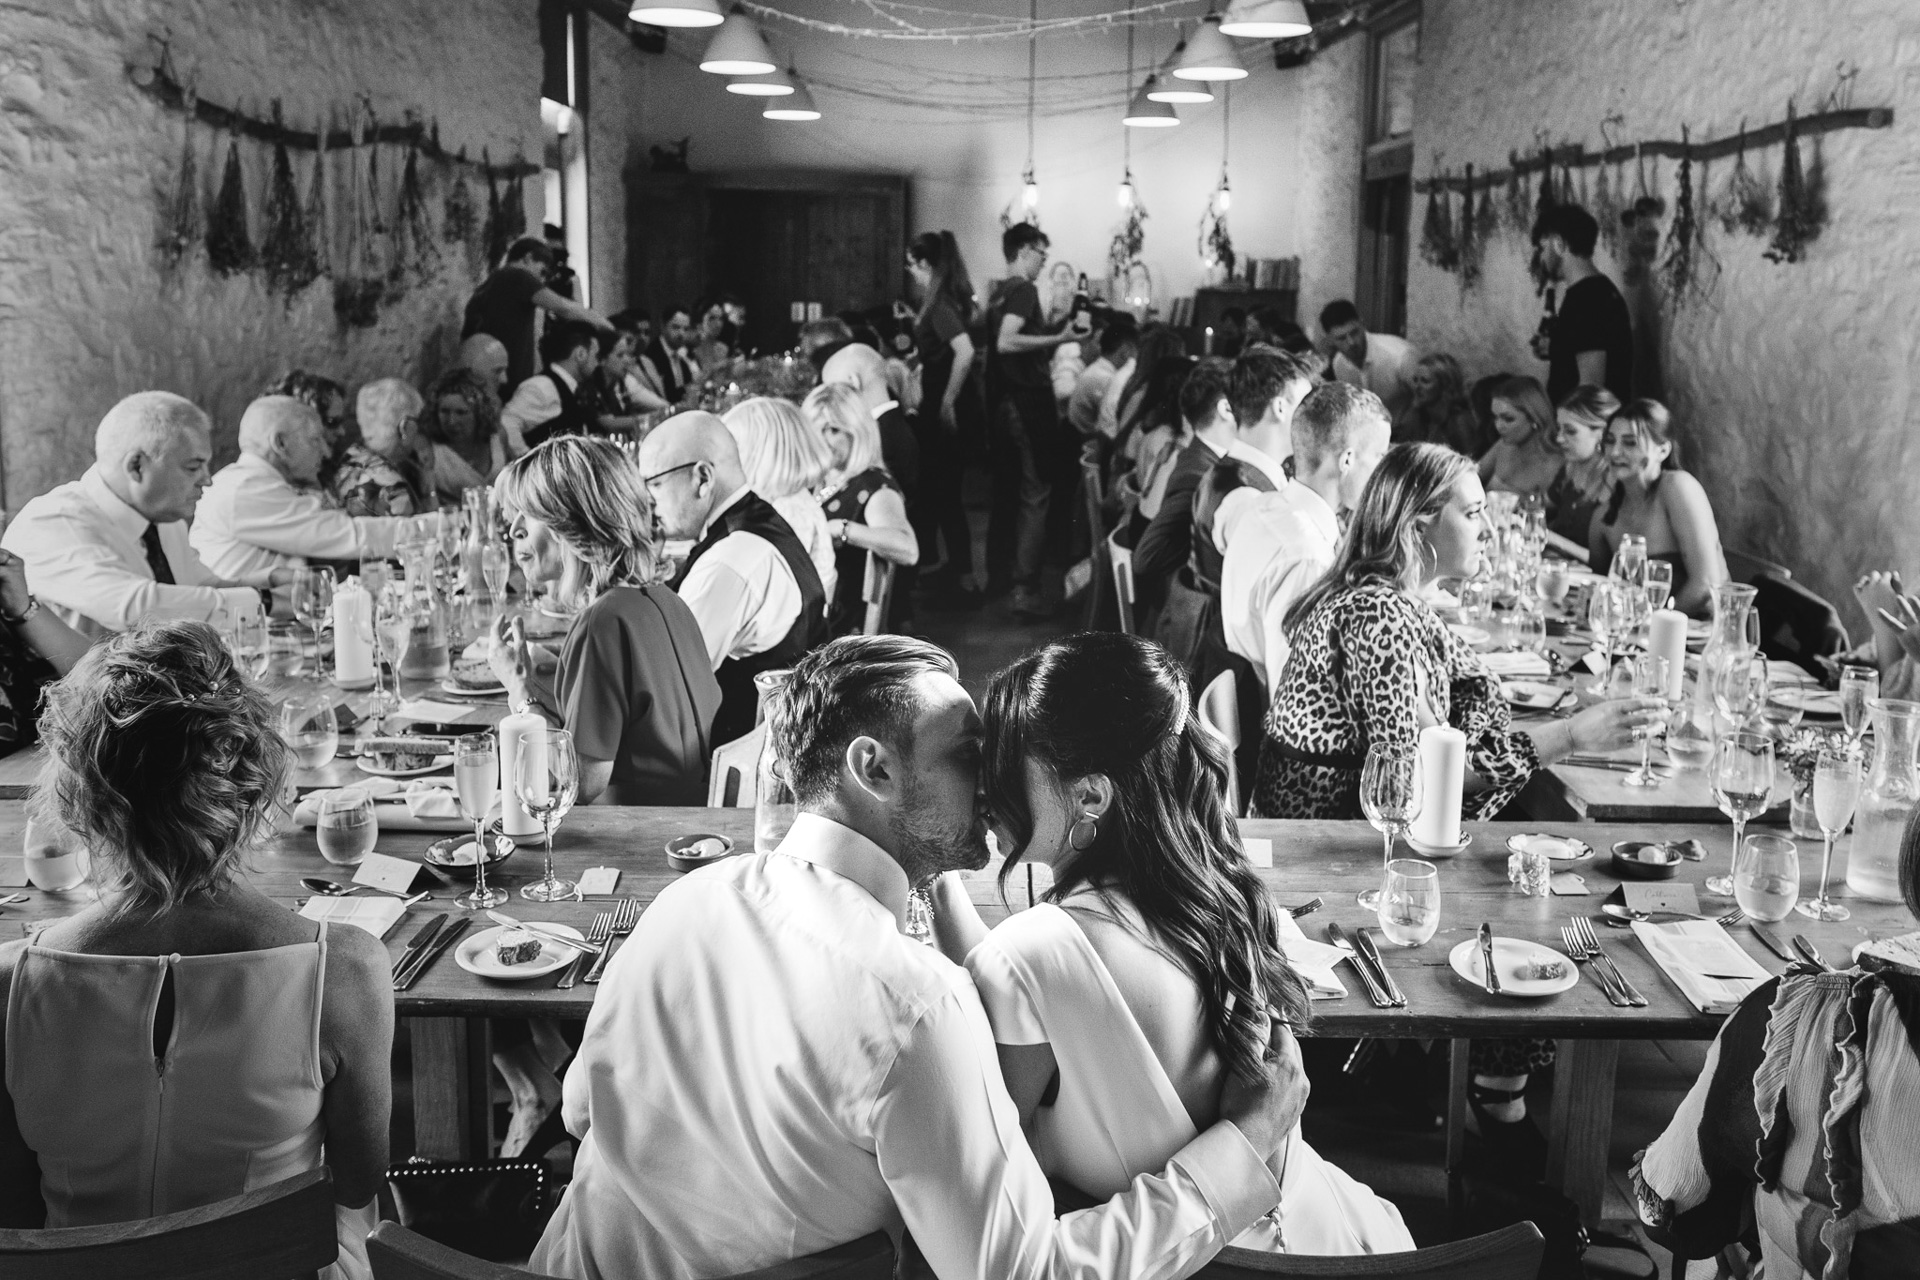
[1630, 920, 1770, 1014]
[1276, 911, 1348, 1000]
[1482, 651, 1554, 679]
[298, 896, 407, 939]
[294, 780, 467, 831]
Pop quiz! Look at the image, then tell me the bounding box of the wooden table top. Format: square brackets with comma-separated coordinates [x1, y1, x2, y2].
[3, 805, 1905, 1038]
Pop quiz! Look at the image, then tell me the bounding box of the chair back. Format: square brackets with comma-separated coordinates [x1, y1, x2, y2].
[1197, 667, 1241, 815]
[1108, 528, 1137, 636]
[368, 1224, 895, 1280]
[1079, 437, 1106, 533]
[708, 722, 767, 807]
[1751, 569, 1850, 669]
[1725, 547, 1791, 585]
[1196, 1222, 1543, 1279]
[0, 1167, 337, 1280]
[861, 551, 897, 636]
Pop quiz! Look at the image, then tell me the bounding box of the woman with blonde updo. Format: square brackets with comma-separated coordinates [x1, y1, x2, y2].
[723, 397, 838, 599]
[801, 382, 919, 634]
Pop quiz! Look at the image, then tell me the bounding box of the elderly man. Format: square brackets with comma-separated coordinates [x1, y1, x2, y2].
[639, 412, 826, 742]
[191, 396, 408, 582]
[455, 333, 512, 401]
[820, 342, 919, 499]
[3, 392, 278, 639]
[334, 379, 430, 517]
[532, 634, 1305, 1280]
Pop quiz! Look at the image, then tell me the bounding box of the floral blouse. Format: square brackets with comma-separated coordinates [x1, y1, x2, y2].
[332, 445, 420, 518]
[1251, 581, 1540, 820]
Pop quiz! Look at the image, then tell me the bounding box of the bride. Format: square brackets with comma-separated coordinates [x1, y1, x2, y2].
[930, 632, 1412, 1255]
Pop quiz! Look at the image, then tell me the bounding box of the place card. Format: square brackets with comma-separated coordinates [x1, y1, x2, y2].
[578, 867, 621, 896]
[1550, 872, 1591, 895]
[353, 852, 428, 894]
[1621, 882, 1701, 916]
[0, 858, 26, 887]
[397, 698, 488, 722]
[1242, 837, 1273, 869]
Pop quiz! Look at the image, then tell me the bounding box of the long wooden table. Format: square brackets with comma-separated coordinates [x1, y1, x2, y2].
[4, 804, 1907, 1228]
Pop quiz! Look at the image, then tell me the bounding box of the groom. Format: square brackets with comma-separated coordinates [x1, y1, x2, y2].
[533, 634, 1309, 1280]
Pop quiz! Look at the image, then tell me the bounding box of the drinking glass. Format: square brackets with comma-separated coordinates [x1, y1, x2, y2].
[1357, 742, 1423, 911]
[1378, 858, 1440, 947]
[482, 543, 512, 609]
[360, 558, 392, 601]
[454, 733, 506, 910]
[291, 565, 335, 672]
[224, 608, 270, 680]
[371, 591, 414, 724]
[1840, 666, 1879, 751]
[1535, 560, 1573, 610]
[279, 692, 339, 770]
[1623, 654, 1670, 787]
[1611, 534, 1647, 585]
[1799, 748, 1861, 921]
[1586, 580, 1625, 688]
[1642, 561, 1675, 613]
[1707, 731, 1775, 896]
[517, 729, 580, 902]
[316, 787, 378, 866]
[1510, 603, 1548, 656]
[1734, 833, 1799, 923]
[1666, 699, 1716, 772]
[22, 818, 90, 892]
[1712, 650, 1768, 730]
[1616, 574, 1653, 648]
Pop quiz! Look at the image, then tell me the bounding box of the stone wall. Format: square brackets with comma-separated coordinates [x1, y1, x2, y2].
[1407, 0, 1920, 627]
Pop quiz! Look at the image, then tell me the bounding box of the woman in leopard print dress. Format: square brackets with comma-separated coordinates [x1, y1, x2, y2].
[1253, 443, 1664, 1176]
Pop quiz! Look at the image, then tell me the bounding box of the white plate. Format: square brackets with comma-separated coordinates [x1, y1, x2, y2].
[1505, 832, 1595, 862]
[1448, 624, 1491, 647]
[439, 677, 508, 697]
[1448, 937, 1579, 997]
[356, 754, 452, 779]
[1502, 680, 1569, 710]
[454, 923, 585, 981]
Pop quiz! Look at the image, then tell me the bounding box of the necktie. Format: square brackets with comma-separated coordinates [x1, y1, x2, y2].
[141, 524, 175, 585]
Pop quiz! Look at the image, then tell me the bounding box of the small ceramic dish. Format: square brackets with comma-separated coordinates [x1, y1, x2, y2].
[1610, 840, 1683, 880]
[422, 833, 515, 880]
[1506, 832, 1595, 862]
[667, 832, 736, 873]
[1406, 833, 1473, 859]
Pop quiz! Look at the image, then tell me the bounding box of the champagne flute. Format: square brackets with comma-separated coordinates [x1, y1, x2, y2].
[292, 565, 335, 674]
[225, 608, 270, 680]
[517, 729, 579, 902]
[454, 733, 506, 910]
[1840, 666, 1878, 752]
[1642, 560, 1675, 614]
[482, 543, 512, 610]
[1623, 654, 1670, 787]
[1587, 580, 1624, 689]
[371, 591, 413, 725]
[1357, 742, 1423, 911]
[1707, 731, 1775, 896]
[1798, 748, 1862, 921]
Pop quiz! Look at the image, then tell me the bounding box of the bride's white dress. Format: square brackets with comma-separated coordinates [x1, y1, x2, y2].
[967, 899, 1414, 1255]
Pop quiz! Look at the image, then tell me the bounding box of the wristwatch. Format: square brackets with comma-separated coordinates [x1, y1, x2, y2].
[257, 587, 274, 614]
[1, 595, 39, 625]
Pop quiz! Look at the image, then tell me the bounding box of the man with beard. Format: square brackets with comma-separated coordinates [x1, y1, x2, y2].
[1530, 203, 1633, 405]
[532, 634, 1309, 1280]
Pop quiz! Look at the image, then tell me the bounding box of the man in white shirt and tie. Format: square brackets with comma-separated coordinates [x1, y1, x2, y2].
[1319, 299, 1419, 421]
[3, 391, 278, 639]
[532, 633, 1308, 1280]
[191, 396, 408, 583]
[1217, 383, 1392, 697]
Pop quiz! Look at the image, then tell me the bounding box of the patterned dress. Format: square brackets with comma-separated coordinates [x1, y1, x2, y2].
[331, 446, 420, 518]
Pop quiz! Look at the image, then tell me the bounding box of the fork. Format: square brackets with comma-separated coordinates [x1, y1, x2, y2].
[558, 911, 614, 989]
[1716, 907, 1745, 927]
[584, 897, 641, 984]
[0, 894, 28, 907]
[1573, 917, 1648, 1006]
[1561, 925, 1628, 1005]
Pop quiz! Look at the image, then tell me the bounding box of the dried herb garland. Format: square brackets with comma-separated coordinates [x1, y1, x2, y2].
[1766, 101, 1815, 263]
[1659, 126, 1699, 300]
[500, 168, 528, 245]
[1593, 157, 1620, 258]
[305, 119, 330, 280]
[1419, 171, 1458, 271]
[387, 140, 439, 301]
[1721, 124, 1772, 236]
[1504, 149, 1527, 231]
[260, 103, 320, 297]
[482, 152, 510, 267]
[1109, 195, 1148, 280]
[206, 119, 254, 275]
[442, 143, 482, 279]
[1457, 164, 1481, 287]
[333, 113, 382, 328]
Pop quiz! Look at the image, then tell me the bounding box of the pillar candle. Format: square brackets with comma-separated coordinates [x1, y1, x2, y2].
[496, 712, 547, 837]
[1410, 726, 1467, 849]
[1647, 609, 1690, 701]
[331, 579, 375, 689]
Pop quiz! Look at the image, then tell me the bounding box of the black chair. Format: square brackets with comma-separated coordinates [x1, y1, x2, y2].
[1196, 1223, 1545, 1279]
[367, 1222, 895, 1280]
[1751, 570, 1849, 672]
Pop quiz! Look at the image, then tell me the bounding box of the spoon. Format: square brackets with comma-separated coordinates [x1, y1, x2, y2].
[301, 877, 433, 901]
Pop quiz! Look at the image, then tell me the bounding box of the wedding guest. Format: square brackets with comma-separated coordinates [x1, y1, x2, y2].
[798, 316, 855, 369]
[1392, 353, 1483, 455]
[192, 397, 406, 582]
[454, 334, 511, 401]
[462, 236, 612, 390]
[0, 622, 390, 1278]
[1532, 203, 1633, 404]
[265, 369, 355, 483]
[691, 300, 732, 376]
[931, 631, 1412, 1255]
[1107, 323, 1186, 444]
[639, 413, 827, 743]
[1321, 300, 1419, 420]
[722, 397, 838, 599]
[606, 313, 672, 416]
[1476, 375, 1561, 502]
[1130, 358, 1238, 593]
[530, 634, 1308, 1280]
[422, 368, 508, 501]
[1544, 384, 1619, 558]
[1853, 572, 1920, 700]
[638, 304, 700, 408]
[1068, 316, 1135, 437]
[501, 319, 602, 457]
[1111, 354, 1195, 528]
[906, 230, 981, 605]
[803, 384, 919, 636]
[4, 392, 274, 639]
[820, 343, 921, 506]
[1632, 808, 1920, 1274]
[1252, 444, 1664, 1166]
[336, 379, 429, 517]
[0, 551, 91, 761]
[1590, 399, 1729, 617]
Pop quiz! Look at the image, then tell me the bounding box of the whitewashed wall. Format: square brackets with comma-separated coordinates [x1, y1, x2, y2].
[1407, 0, 1920, 627]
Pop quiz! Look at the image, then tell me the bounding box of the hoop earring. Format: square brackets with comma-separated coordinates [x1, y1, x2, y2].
[1068, 811, 1100, 852]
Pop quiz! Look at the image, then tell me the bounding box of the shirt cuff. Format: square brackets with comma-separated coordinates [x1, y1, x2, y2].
[219, 586, 265, 618]
[1171, 1121, 1281, 1240]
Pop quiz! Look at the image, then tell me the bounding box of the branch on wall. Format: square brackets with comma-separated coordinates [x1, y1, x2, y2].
[1413, 106, 1893, 194]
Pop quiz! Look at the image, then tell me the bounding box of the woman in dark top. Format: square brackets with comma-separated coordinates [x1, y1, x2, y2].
[1590, 399, 1729, 618]
[1542, 383, 1618, 559]
[0, 549, 90, 758]
[1392, 353, 1483, 455]
[803, 382, 919, 635]
[489, 436, 720, 805]
[908, 230, 979, 601]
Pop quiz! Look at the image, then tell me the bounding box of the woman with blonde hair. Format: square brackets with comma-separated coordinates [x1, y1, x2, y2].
[801, 382, 919, 634]
[1475, 374, 1561, 502]
[1544, 384, 1619, 558]
[423, 367, 507, 502]
[1590, 399, 1729, 617]
[0, 623, 391, 1276]
[722, 397, 838, 599]
[1393, 353, 1483, 455]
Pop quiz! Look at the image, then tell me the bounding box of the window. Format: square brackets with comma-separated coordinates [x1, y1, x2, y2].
[1356, 2, 1418, 335]
[541, 0, 591, 305]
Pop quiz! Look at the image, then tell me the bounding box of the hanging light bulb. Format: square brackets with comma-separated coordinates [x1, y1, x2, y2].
[1117, 170, 1137, 208]
[627, 0, 724, 28]
[1023, 179, 1041, 209]
[700, 9, 777, 75]
[1218, 177, 1232, 211]
[1174, 16, 1247, 81]
[1123, 78, 1180, 127]
[1218, 0, 1311, 38]
[763, 70, 821, 120]
[725, 67, 796, 96]
[1149, 47, 1215, 103]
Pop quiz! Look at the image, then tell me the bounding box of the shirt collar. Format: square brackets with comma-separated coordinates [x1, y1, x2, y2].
[1227, 438, 1289, 489]
[701, 485, 753, 540]
[1283, 478, 1341, 541]
[551, 365, 579, 391]
[233, 451, 293, 486]
[873, 400, 899, 418]
[774, 813, 912, 930]
[79, 465, 155, 541]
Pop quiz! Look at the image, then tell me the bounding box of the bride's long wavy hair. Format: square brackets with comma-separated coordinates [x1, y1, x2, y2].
[983, 632, 1310, 1084]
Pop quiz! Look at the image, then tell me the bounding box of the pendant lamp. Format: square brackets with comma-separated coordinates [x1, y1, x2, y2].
[763, 73, 821, 120]
[726, 67, 796, 96]
[1123, 78, 1180, 127]
[1149, 47, 1215, 103]
[627, 0, 724, 28]
[700, 10, 776, 75]
[1173, 17, 1247, 81]
[1218, 0, 1311, 38]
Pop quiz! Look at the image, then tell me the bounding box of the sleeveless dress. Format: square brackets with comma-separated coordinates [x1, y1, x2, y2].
[5, 922, 373, 1280]
[966, 901, 1413, 1255]
[819, 466, 903, 635]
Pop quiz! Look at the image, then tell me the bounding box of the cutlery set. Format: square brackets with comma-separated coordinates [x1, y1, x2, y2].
[1325, 921, 1405, 1008]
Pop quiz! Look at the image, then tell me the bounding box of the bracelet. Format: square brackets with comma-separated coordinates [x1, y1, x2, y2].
[0, 596, 38, 626]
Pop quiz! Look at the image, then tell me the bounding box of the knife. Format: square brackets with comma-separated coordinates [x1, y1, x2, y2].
[1325, 921, 1394, 1007]
[390, 915, 446, 979]
[396, 917, 472, 991]
[1790, 934, 1831, 971]
[1479, 922, 1502, 995]
[1750, 923, 1794, 963]
[486, 910, 605, 956]
[1354, 929, 1406, 1006]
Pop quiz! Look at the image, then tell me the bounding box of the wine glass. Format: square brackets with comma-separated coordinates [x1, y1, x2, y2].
[1642, 561, 1675, 614]
[279, 692, 340, 770]
[482, 543, 512, 610]
[371, 590, 414, 725]
[1378, 858, 1440, 947]
[223, 608, 270, 680]
[292, 565, 335, 674]
[1798, 748, 1861, 921]
[1616, 574, 1653, 649]
[1734, 833, 1799, 923]
[1586, 580, 1625, 689]
[516, 729, 580, 903]
[454, 733, 506, 910]
[316, 787, 377, 867]
[1610, 534, 1647, 585]
[1840, 665, 1878, 752]
[1707, 731, 1775, 896]
[1357, 742, 1423, 911]
[1623, 654, 1670, 787]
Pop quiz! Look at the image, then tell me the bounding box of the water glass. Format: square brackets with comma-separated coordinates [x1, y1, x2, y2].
[1509, 603, 1548, 656]
[1378, 859, 1440, 946]
[1611, 534, 1648, 585]
[223, 608, 270, 680]
[1799, 748, 1861, 921]
[1666, 700, 1716, 772]
[22, 818, 90, 893]
[316, 787, 378, 866]
[1535, 560, 1574, 610]
[1358, 742, 1423, 911]
[1734, 834, 1799, 923]
[279, 692, 340, 770]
